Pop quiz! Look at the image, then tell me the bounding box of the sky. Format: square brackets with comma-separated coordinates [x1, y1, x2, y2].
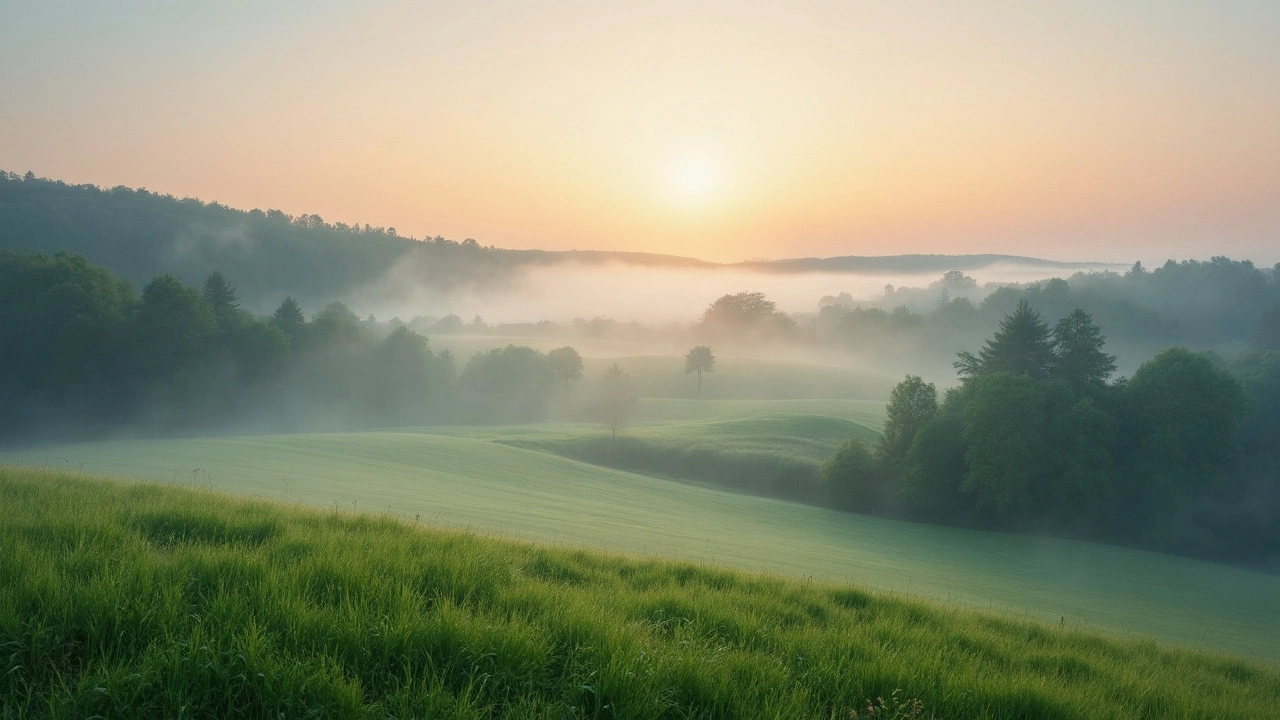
[2, 0, 1278, 264]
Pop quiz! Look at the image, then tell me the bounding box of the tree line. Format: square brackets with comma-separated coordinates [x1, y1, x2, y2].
[815, 260, 1280, 379]
[822, 299, 1280, 565]
[0, 250, 640, 441]
[0, 171, 561, 311]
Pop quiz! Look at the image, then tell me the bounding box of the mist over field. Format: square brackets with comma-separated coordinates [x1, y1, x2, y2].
[351, 259, 1120, 325]
[5, 0, 1280, 711]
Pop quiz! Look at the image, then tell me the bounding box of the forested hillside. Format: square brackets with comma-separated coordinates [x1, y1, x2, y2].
[0, 250, 595, 440]
[815, 260, 1280, 376]
[0, 171, 547, 310]
[0, 171, 1118, 312]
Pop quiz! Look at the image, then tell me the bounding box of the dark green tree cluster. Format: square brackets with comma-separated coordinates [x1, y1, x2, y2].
[0, 251, 575, 441]
[823, 300, 1280, 563]
[817, 260, 1280, 378]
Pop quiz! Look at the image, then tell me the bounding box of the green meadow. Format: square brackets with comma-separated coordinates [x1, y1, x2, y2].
[5, 416, 1279, 664]
[4, 468, 1279, 719]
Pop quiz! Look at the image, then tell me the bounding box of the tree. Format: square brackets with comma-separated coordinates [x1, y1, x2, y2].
[684, 345, 716, 396]
[702, 292, 776, 326]
[821, 438, 882, 511]
[270, 296, 306, 344]
[1119, 348, 1248, 511]
[458, 345, 558, 423]
[435, 314, 464, 333]
[596, 363, 637, 438]
[1051, 308, 1117, 392]
[309, 302, 365, 349]
[699, 292, 794, 337]
[201, 271, 240, 326]
[435, 348, 457, 387]
[955, 299, 1054, 380]
[546, 346, 584, 388]
[879, 375, 937, 471]
[131, 274, 216, 379]
[930, 270, 979, 303]
[1254, 304, 1280, 353]
[224, 321, 289, 384]
[959, 373, 1053, 518]
[901, 391, 968, 520]
[367, 326, 436, 424]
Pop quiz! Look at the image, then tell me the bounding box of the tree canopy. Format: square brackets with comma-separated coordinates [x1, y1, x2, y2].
[1051, 308, 1117, 392]
[596, 364, 638, 438]
[878, 375, 937, 471]
[684, 345, 715, 396]
[827, 299, 1277, 564]
[955, 299, 1054, 379]
[546, 346, 584, 388]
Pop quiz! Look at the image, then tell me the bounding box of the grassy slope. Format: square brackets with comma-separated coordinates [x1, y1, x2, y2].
[3, 468, 1279, 719]
[466, 413, 878, 465]
[479, 413, 882, 501]
[5, 432, 1280, 663]
[626, 397, 887, 428]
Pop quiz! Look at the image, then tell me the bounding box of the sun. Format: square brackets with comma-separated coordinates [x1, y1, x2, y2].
[666, 155, 722, 202]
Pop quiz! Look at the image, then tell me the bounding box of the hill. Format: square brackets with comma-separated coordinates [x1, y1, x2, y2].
[0, 171, 1103, 311]
[740, 254, 1115, 274]
[3, 468, 1278, 718]
[4, 428, 1279, 662]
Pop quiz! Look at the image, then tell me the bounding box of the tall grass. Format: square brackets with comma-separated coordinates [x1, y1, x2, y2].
[3, 467, 1279, 719]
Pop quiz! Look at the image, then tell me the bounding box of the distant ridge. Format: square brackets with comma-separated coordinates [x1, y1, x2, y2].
[540, 250, 1116, 274]
[737, 253, 1120, 274]
[0, 171, 1119, 307]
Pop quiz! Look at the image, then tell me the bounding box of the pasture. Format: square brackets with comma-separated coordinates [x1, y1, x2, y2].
[5, 419, 1280, 663]
[3, 468, 1279, 718]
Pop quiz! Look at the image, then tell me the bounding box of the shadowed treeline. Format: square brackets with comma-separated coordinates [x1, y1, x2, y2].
[822, 300, 1280, 566]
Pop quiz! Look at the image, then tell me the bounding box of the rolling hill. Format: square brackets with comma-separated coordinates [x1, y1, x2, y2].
[5, 426, 1279, 662]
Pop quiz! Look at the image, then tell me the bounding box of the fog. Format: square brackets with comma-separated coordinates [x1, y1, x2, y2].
[350, 259, 1117, 325]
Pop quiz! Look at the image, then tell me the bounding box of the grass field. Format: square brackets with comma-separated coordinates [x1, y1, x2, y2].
[577, 355, 900, 400]
[5, 427, 1280, 664]
[483, 413, 881, 500]
[432, 339, 901, 402]
[4, 468, 1280, 718]
[625, 397, 887, 428]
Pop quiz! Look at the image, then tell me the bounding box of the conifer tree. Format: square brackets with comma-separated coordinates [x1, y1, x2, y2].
[201, 271, 240, 325]
[954, 299, 1054, 379]
[1051, 308, 1116, 392]
[270, 296, 306, 343]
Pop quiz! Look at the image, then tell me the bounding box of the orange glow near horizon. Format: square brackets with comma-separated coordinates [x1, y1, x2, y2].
[1, 1, 1278, 263]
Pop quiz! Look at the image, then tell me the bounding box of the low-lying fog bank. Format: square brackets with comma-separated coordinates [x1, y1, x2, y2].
[350, 260, 1120, 325]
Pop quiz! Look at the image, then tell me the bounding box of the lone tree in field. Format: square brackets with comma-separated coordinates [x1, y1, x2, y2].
[596, 363, 638, 438]
[684, 345, 716, 396]
[546, 346, 584, 388]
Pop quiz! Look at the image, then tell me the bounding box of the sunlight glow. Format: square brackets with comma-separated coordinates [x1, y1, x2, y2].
[666, 156, 722, 202]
